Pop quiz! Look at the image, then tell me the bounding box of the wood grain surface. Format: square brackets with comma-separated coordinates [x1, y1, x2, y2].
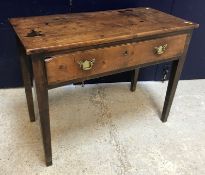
[45, 34, 187, 85]
[9, 8, 198, 55]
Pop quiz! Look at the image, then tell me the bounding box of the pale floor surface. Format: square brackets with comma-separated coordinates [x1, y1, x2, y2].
[0, 80, 205, 175]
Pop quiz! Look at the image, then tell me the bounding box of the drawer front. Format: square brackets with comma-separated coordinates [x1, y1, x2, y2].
[45, 34, 187, 85]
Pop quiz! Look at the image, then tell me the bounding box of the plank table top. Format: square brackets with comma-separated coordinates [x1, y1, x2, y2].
[10, 7, 198, 55]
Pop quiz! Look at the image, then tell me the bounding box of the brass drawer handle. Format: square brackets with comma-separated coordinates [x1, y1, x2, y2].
[78, 59, 95, 71]
[154, 44, 168, 55]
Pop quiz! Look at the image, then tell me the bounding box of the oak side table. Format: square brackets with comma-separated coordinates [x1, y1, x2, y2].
[9, 8, 198, 166]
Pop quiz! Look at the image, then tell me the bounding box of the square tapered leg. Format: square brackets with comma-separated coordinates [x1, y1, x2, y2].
[32, 56, 52, 166]
[19, 44, 35, 122]
[130, 68, 140, 92]
[161, 33, 192, 122]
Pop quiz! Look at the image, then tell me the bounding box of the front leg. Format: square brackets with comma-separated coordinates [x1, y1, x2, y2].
[161, 59, 183, 122]
[32, 55, 52, 166]
[161, 33, 192, 122]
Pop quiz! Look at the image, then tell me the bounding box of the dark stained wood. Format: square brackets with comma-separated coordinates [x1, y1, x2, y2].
[32, 56, 52, 166]
[161, 33, 192, 122]
[130, 68, 140, 92]
[45, 34, 187, 85]
[9, 8, 198, 55]
[18, 39, 35, 122]
[10, 7, 198, 166]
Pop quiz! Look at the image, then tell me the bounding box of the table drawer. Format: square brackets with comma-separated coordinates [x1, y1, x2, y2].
[45, 34, 187, 85]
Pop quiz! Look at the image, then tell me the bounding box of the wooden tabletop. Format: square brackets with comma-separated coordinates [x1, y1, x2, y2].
[10, 7, 198, 55]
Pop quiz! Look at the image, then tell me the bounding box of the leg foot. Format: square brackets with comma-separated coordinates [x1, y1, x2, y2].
[46, 160, 53, 166]
[130, 68, 140, 92]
